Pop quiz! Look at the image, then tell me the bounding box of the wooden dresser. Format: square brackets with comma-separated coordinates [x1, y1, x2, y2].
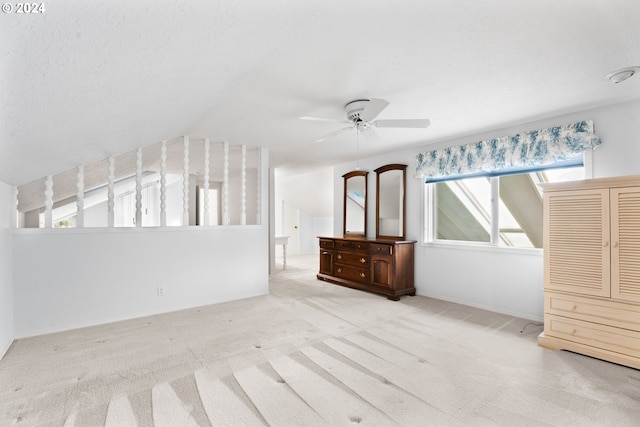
[317, 237, 416, 300]
[538, 175, 640, 369]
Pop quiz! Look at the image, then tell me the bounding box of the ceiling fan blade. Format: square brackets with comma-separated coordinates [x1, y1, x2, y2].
[299, 116, 349, 124]
[314, 125, 354, 143]
[359, 98, 390, 122]
[373, 119, 431, 128]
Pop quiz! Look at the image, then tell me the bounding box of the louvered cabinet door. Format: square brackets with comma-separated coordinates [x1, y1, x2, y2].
[544, 189, 610, 297]
[611, 187, 640, 303]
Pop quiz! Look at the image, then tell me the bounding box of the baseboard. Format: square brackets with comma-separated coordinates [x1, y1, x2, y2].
[415, 291, 544, 323]
[14, 290, 269, 340]
[0, 338, 14, 361]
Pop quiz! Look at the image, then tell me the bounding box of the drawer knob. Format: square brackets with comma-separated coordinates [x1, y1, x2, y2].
[337, 268, 342, 273]
[360, 258, 366, 263]
[360, 273, 366, 278]
[337, 254, 342, 259]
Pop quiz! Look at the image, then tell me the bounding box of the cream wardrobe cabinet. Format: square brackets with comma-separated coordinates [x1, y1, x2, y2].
[538, 175, 640, 369]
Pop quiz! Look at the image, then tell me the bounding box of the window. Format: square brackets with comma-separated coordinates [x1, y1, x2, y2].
[417, 120, 600, 248]
[427, 164, 585, 248]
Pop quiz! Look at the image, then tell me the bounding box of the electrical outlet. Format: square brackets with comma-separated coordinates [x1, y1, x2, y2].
[157, 286, 165, 297]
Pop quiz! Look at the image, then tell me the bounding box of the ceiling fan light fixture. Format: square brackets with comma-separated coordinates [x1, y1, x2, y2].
[344, 99, 370, 122]
[605, 66, 640, 84]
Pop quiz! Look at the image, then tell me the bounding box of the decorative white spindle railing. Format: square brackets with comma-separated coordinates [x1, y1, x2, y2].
[256, 147, 261, 226]
[76, 165, 85, 228]
[223, 140, 230, 226]
[13, 186, 19, 228]
[160, 141, 167, 227]
[241, 144, 247, 226]
[44, 175, 53, 228]
[16, 137, 262, 229]
[203, 138, 210, 226]
[135, 148, 143, 227]
[183, 136, 190, 226]
[107, 156, 115, 227]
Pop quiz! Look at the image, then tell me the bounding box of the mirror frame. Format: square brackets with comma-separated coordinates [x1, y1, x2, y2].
[375, 163, 407, 240]
[342, 170, 368, 238]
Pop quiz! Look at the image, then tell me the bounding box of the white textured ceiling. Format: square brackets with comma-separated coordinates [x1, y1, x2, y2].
[2, 0, 640, 186]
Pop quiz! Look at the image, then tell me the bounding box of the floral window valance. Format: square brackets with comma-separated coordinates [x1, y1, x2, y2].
[415, 120, 601, 181]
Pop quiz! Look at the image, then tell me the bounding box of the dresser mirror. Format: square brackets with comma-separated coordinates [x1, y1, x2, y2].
[343, 170, 368, 238]
[375, 164, 407, 239]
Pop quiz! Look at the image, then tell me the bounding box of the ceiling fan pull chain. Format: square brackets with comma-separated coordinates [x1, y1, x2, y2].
[356, 127, 360, 170]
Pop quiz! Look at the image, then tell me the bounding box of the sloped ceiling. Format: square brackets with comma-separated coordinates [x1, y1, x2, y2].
[2, 0, 640, 187]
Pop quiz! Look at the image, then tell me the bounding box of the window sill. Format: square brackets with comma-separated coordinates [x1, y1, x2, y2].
[420, 240, 543, 256]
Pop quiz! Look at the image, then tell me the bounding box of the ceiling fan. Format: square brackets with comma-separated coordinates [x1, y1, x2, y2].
[300, 98, 430, 143]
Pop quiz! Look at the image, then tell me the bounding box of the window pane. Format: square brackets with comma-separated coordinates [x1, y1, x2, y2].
[435, 178, 491, 243]
[498, 174, 540, 248]
[497, 166, 584, 248]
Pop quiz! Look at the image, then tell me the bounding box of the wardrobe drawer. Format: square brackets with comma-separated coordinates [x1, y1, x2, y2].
[335, 252, 370, 267]
[545, 314, 640, 358]
[335, 264, 369, 284]
[545, 292, 640, 332]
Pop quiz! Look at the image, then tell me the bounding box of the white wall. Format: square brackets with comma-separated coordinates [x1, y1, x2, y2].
[12, 227, 268, 337]
[334, 100, 640, 321]
[311, 216, 332, 254]
[0, 182, 14, 359]
[13, 147, 271, 338]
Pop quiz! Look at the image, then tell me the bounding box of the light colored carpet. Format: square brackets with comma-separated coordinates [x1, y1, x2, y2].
[1, 254, 639, 426]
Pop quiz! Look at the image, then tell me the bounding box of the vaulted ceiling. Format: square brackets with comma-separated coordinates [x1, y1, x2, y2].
[2, 0, 640, 187]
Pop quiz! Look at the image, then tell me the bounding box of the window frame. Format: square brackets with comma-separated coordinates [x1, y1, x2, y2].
[422, 150, 593, 252]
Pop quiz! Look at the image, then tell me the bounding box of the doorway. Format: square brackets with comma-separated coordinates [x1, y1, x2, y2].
[281, 200, 300, 256]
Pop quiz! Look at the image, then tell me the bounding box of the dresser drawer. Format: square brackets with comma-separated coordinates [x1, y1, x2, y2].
[545, 314, 640, 358]
[336, 252, 370, 267]
[319, 239, 334, 249]
[335, 240, 368, 253]
[335, 263, 369, 284]
[545, 292, 640, 332]
[370, 243, 393, 256]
